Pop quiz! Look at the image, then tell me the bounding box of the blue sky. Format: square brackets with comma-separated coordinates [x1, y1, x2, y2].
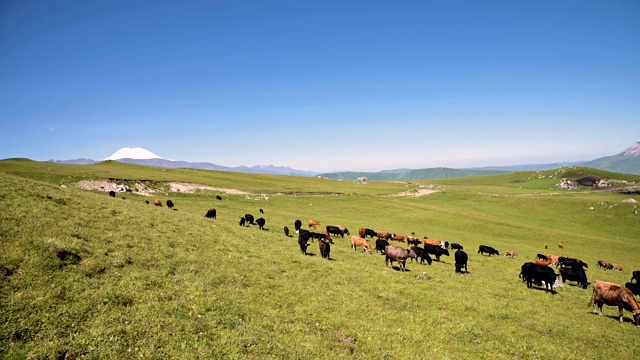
[1, 0, 639, 172]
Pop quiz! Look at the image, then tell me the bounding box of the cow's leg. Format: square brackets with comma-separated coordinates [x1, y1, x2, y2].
[619, 307, 624, 324]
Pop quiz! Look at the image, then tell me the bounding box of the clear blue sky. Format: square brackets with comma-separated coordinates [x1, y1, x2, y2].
[1, 0, 639, 172]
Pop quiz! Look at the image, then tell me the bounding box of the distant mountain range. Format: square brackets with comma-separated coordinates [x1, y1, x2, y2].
[50, 142, 640, 179]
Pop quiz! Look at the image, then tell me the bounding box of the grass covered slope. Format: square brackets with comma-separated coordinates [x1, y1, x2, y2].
[1, 161, 640, 359]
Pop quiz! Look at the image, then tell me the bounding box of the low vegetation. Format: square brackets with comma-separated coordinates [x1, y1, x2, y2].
[1, 160, 639, 359]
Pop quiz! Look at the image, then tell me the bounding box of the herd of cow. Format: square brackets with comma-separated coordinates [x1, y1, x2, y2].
[139, 196, 640, 327]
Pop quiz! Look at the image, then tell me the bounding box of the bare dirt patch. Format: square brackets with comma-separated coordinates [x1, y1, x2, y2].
[167, 182, 250, 195]
[390, 189, 440, 197]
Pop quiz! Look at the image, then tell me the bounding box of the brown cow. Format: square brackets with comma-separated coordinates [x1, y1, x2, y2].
[351, 236, 372, 253]
[590, 280, 640, 326]
[321, 230, 334, 244]
[558, 243, 564, 249]
[336, 225, 350, 235]
[392, 234, 406, 243]
[613, 264, 624, 271]
[376, 231, 394, 240]
[546, 254, 560, 266]
[504, 251, 517, 259]
[406, 236, 421, 246]
[308, 220, 321, 229]
[535, 259, 552, 266]
[423, 238, 443, 247]
[154, 199, 162, 207]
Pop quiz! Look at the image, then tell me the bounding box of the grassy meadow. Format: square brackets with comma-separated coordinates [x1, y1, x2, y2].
[1, 159, 640, 359]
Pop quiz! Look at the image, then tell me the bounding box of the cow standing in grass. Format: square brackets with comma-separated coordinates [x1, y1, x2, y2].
[590, 280, 640, 326]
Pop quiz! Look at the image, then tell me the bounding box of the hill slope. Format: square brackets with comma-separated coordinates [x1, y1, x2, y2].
[582, 142, 640, 175]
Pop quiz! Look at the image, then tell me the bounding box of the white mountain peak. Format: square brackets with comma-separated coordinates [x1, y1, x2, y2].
[622, 141, 640, 156]
[104, 147, 163, 161]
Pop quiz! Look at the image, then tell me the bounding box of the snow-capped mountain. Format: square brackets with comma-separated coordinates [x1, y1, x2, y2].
[104, 147, 163, 161]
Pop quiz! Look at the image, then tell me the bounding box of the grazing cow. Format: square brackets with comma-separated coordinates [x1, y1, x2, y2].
[535, 259, 552, 267]
[298, 231, 311, 254]
[294, 219, 302, 232]
[558, 243, 564, 249]
[597, 260, 608, 269]
[216, 195, 222, 200]
[537, 254, 549, 261]
[406, 236, 421, 246]
[166, 200, 174, 209]
[632, 271, 640, 283]
[450, 243, 463, 251]
[204, 209, 217, 219]
[625, 282, 640, 297]
[376, 231, 394, 240]
[504, 251, 517, 259]
[308, 220, 321, 229]
[244, 214, 255, 225]
[326, 225, 345, 238]
[256, 217, 266, 230]
[239, 217, 246, 226]
[560, 266, 589, 289]
[358, 228, 377, 239]
[109, 190, 116, 197]
[284, 226, 290, 237]
[590, 280, 640, 326]
[319, 239, 331, 259]
[351, 236, 372, 253]
[259, 208, 264, 214]
[613, 264, 624, 271]
[384, 245, 417, 272]
[423, 238, 444, 247]
[375, 239, 390, 254]
[455, 249, 469, 273]
[546, 254, 561, 266]
[478, 245, 499, 256]
[424, 244, 450, 261]
[154, 199, 162, 207]
[519, 262, 557, 293]
[392, 234, 406, 243]
[337, 225, 350, 235]
[558, 257, 588, 269]
[444, 241, 449, 249]
[409, 246, 433, 265]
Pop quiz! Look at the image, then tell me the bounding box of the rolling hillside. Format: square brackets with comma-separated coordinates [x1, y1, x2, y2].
[1, 159, 640, 359]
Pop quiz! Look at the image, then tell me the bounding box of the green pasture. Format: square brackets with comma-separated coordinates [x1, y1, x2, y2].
[1, 159, 639, 359]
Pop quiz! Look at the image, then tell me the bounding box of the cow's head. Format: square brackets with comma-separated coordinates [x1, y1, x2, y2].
[633, 309, 640, 327]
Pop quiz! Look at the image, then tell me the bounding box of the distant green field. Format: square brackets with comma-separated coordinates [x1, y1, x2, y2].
[1, 159, 639, 359]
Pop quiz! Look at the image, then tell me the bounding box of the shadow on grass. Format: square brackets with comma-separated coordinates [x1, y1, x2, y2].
[592, 313, 637, 325]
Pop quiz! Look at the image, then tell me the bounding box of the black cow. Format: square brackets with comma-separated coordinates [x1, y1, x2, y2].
[625, 282, 640, 297]
[425, 244, 450, 261]
[559, 266, 589, 289]
[244, 214, 255, 225]
[407, 236, 421, 246]
[478, 245, 499, 256]
[256, 217, 266, 230]
[294, 219, 302, 232]
[455, 250, 468, 273]
[284, 226, 290, 237]
[450, 243, 463, 251]
[308, 231, 331, 243]
[166, 200, 174, 209]
[145, 200, 150, 204]
[409, 246, 433, 265]
[536, 254, 548, 261]
[444, 241, 450, 249]
[384, 245, 417, 272]
[216, 195, 222, 200]
[109, 190, 116, 198]
[259, 208, 264, 214]
[558, 257, 588, 269]
[326, 225, 345, 238]
[204, 209, 217, 219]
[632, 271, 640, 284]
[298, 232, 310, 254]
[362, 228, 377, 238]
[375, 239, 390, 254]
[319, 240, 331, 259]
[519, 262, 557, 293]
[239, 217, 246, 226]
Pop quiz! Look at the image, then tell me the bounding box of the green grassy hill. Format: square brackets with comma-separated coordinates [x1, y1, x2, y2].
[2, 160, 640, 359]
